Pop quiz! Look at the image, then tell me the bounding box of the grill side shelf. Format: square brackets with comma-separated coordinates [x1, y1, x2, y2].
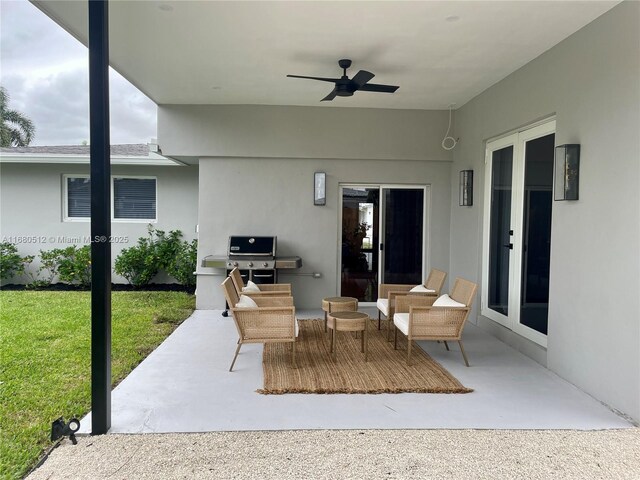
[201, 256, 228, 268]
[275, 257, 302, 269]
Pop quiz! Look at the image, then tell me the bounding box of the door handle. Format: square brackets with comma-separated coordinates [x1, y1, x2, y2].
[503, 243, 513, 250]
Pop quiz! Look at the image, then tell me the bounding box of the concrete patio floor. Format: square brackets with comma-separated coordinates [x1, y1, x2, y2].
[79, 308, 633, 434]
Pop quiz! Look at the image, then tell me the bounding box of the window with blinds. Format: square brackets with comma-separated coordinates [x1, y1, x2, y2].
[113, 177, 157, 220]
[66, 176, 91, 218]
[64, 176, 157, 221]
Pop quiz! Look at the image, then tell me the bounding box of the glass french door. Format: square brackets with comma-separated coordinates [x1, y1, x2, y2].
[339, 185, 427, 303]
[482, 120, 555, 346]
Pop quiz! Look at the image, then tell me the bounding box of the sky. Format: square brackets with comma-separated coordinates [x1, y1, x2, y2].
[0, 0, 157, 146]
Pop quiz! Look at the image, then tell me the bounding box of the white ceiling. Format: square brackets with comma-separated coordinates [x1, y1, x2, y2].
[34, 1, 619, 110]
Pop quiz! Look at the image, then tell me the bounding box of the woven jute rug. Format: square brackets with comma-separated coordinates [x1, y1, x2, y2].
[259, 319, 472, 394]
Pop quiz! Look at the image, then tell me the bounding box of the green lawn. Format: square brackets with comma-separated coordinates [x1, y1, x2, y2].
[0, 291, 195, 480]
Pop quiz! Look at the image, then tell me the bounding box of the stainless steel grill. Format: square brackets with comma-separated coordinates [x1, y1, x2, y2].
[201, 235, 302, 284]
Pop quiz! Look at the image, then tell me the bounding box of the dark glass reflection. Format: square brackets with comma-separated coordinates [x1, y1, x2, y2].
[488, 146, 513, 316]
[520, 133, 554, 335]
[341, 187, 379, 301]
[383, 189, 423, 285]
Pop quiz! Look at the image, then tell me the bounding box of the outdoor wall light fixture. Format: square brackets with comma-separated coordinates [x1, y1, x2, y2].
[314, 172, 326, 206]
[459, 170, 473, 206]
[554, 144, 580, 201]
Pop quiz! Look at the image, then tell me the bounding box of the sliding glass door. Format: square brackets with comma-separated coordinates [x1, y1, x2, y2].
[380, 188, 424, 285]
[482, 120, 555, 346]
[340, 185, 428, 303]
[340, 186, 379, 302]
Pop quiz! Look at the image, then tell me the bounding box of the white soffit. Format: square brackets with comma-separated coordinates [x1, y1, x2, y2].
[32, 1, 620, 110]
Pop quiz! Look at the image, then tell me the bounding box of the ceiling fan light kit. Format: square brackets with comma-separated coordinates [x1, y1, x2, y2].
[287, 59, 399, 102]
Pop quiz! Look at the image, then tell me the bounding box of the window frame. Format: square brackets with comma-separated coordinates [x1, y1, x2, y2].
[111, 175, 158, 223]
[62, 174, 158, 223]
[481, 119, 555, 348]
[62, 174, 91, 222]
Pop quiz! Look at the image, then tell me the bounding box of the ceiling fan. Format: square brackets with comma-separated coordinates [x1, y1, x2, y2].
[287, 59, 399, 101]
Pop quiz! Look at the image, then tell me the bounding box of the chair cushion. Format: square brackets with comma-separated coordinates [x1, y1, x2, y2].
[393, 313, 410, 335]
[235, 295, 258, 308]
[242, 280, 260, 293]
[376, 298, 389, 316]
[410, 284, 436, 293]
[433, 294, 466, 308]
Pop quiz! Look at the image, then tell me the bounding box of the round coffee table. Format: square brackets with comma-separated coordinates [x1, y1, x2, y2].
[322, 296, 358, 332]
[327, 311, 369, 361]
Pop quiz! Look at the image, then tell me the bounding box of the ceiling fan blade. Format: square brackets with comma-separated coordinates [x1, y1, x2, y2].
[351, 70, 375, 89]
[358, 83, 399, 93]
[287, 75, 340, 83]
[321, 88, 337, 102]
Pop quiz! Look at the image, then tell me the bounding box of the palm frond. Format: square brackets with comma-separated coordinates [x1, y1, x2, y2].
[0, 86, 35, 147]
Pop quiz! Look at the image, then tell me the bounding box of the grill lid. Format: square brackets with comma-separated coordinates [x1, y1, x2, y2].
[228, 236, 276, 257]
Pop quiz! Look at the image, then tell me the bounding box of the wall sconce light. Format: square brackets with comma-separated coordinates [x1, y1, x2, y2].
[459, 170, 473, 206]
[314, 172, 326, 206]
[554, 144, 580, 201]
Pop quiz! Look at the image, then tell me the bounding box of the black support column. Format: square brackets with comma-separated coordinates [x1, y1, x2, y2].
[89, 0, 111, 435]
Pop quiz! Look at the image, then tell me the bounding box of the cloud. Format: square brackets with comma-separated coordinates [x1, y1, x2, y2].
[0, 0, 157, 146]
[110, 74, 158, 144]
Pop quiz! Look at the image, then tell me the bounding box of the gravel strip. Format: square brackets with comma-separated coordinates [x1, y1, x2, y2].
[28, 429, 640, 480]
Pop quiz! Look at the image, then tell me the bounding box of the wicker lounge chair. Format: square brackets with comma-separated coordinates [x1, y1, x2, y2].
[376, 268, 447, 340]
[229, 267, 292, 297]
[221, 277, 298, 371]
[393, 277, 478, 366]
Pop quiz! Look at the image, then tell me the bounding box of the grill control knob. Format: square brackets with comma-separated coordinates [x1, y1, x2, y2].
[263, 262, 268, 268]
[232, 261, 238, 267]
[248, 262, 254, 268]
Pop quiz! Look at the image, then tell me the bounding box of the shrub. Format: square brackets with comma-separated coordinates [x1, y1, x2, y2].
[37, 248, 62, 285]
[24, 248, 63, 288]
[23, 255, 48, 289]
[114, 232, 159, 287]
[154, 228, 183, 271]
[167, 239, 198, 287]
[0, 242, 26, 280]
[57, 245, 92, 287]
[115, 226, 192, 288]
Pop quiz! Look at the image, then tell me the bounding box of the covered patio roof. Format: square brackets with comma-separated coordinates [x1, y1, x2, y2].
[33, 1, 618, 109]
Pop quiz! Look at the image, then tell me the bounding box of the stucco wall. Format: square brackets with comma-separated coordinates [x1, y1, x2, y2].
[451, 2, 640, 421]
[157, 105, 453, 310]
[0, 163, 199, 284]
[196, 156, 451, 309]
[159, 105, 451, 162]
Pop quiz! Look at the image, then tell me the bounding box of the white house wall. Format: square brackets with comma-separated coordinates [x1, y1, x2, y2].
[157, 106, 453, 310]
[450, 2, 639, 421]
[0, 163, 199, 284]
